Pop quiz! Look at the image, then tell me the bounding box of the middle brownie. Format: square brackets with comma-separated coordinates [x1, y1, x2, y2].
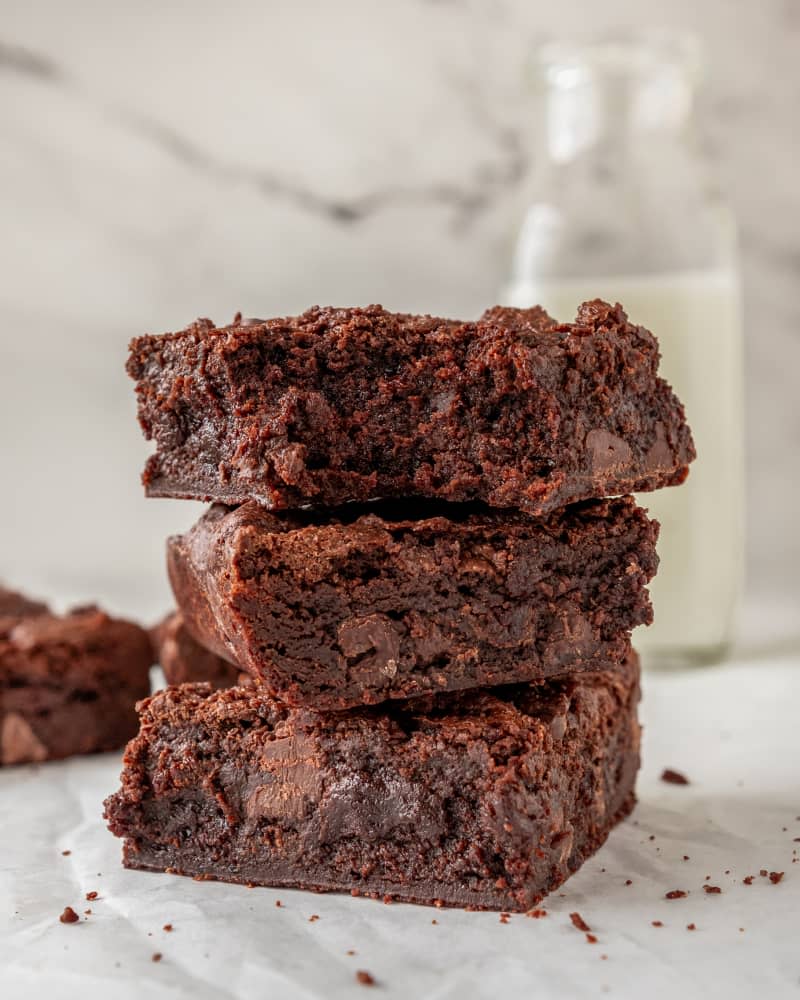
[168, 496, 658, 709]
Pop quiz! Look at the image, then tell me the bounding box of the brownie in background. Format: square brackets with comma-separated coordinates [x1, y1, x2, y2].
[152, 611, 240, 690]
[1, 602, 153, 765]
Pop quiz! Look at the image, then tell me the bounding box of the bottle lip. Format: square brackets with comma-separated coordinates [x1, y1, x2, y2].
[534, 29, 703, 88]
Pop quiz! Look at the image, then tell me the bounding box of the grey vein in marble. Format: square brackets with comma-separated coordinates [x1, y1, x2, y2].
[0, 36, 524, 230]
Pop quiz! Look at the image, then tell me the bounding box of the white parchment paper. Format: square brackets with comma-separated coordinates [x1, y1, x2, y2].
[2, 652, 799, 1000]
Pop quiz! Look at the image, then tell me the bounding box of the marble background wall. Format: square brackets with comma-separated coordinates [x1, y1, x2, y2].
[1, 0, 798, 623]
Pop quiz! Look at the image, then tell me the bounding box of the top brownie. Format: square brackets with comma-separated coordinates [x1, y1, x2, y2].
[127, 300, 695, 514]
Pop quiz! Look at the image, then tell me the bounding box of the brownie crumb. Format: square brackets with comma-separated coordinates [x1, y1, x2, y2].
[275, 900, 282, 908]
[725, 870, 731, 875]
[61, 850, 71, 857]
[526, 908, 548, 918]
[163, 924, 173, 932]
[769, 871, 784, 884]
[84, 909, 92, 916]
[431, 919, 438, 925]
[648, 835, 655, 841]
[570, 912, 591, 932]
[625, 879, 633, 886]
[665, 890, 687, 899]
[309, 915, 320, 923]
[743, 876, 754, 886]
[152, 953, 162, 963]
[346, 950, 356, 956]
[759, 869, 768, 877]
[85, 891, 98, 901]
[687, 923, 696, 931]
[499, 913, 510, 924]
[682, 855, 690, 861]
[651, 921, 663, 927]
[703, 886, 722, 894]
[586, 933, 598, 944]
[59, 906, 80, 924]
[356, 970, 376, 987]
[661, 768, 689, 785]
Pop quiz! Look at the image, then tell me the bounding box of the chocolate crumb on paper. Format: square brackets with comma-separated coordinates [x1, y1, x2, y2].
[163, 924, 173, 932]
[665, 890, 687, 899]
[356, 970, 376, 986]
[703, 885, 722, 894]
[152, 953, 162, 963]
[687, 923, 696, 931]
[586, 933, 598, 944]
[61, 850, 71, 856]
[651, 920, 663, 927]
[661, 768, 689, 785]
[570, 912, 591, 932]
[743, 876, 754, 885]
[59, 906, 80, 924]
[769, 871, 784, 884]
[85, 891, 98, 901]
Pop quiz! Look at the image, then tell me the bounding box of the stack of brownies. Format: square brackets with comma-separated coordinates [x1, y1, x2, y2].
[105, 299, 694, 912]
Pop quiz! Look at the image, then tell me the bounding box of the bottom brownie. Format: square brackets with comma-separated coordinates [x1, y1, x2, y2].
[105, 648, 640, 911]
[1, 604, 153, 765]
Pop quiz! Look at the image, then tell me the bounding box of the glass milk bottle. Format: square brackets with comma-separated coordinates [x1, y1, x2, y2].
[503, 33, 744, 666]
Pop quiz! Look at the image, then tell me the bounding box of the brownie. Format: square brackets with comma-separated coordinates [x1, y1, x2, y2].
[104, 647, 640, 911]
[127, 300, 694, 514]
[152, 611, 241, 690]
[0, 585, 49, 635]
[1, 605, 153, 765]
[167, 495, 657, 708]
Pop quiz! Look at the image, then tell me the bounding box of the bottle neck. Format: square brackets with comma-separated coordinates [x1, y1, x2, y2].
[543, 65, 695, 164]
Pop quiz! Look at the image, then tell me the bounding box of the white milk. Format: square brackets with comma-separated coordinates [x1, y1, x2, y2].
[505, 269, 744, 663]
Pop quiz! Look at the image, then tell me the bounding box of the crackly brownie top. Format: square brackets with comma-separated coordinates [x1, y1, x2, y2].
[134, 650, 638, 766]
[129, 303, 557, 356]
